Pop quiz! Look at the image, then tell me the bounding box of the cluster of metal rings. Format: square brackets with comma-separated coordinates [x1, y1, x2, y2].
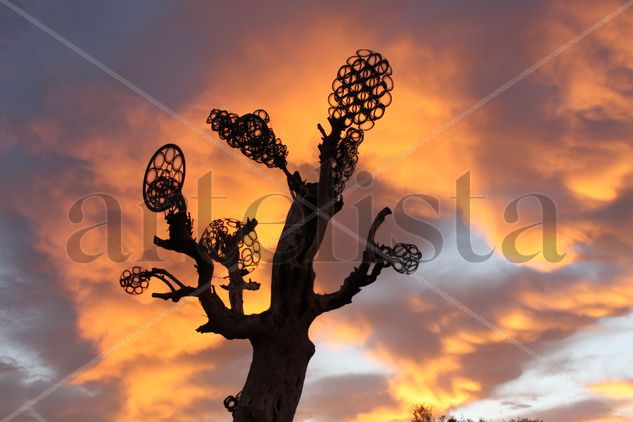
[331, 128, 364, 194]
[223, 392, 241, 413]
[328, 49, 393, 131]
[143, 144, 186, 213]
[207, 108, 288, 169]
[381, 243, 422, 274]
[199, 218, 261, 274]
[120, 266, 151, 295]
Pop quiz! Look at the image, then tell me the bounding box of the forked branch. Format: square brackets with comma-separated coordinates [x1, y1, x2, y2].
[148, 267, 196, 302]
[153, 218, 261, 339]
[317, 207, 392, 313]
[198, 218, 262, 315]
[120, 142, 265, 339]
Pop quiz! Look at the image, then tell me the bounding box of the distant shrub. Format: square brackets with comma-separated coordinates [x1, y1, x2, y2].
[412, 404, 543, 422]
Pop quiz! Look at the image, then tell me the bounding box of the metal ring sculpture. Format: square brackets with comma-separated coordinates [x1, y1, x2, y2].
[199, 218, 261, 274]
[143, 144, 186, 213]
[328, 49, 393, 131]
[224, 392, 241, 414]
[207, 108, 288, 169]
[332, 128, 364, 194]
[382, 243, 422, 274]
[120, 266, 151, 295]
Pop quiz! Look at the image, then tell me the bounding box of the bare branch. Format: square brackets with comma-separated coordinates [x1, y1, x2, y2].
[269, 48, 396, 317]
[317, 116, 347, 209]
[282, 117, 347, 269]
[199, 218, 261, 315]
[285, 170, 310, 199]
[153, 211, 197, 258]
[233, 218, 258, 244]
[150, 274, 176, 292]
[316, 207, 392, 313]
[146, 267, 196, 302]
[152, 286, 195, 302]
[151, 208, 262, 338]
[244, 279, 261, 290]
[195, 280, 266, 340]
[151, 267, 188, 289]
[367, 207, 392, 247]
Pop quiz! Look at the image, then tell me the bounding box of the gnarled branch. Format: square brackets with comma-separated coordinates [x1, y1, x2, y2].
[152, 286, 196, 302]
[152, 209, 262, 339]
[146, 267, 196, 302]
[316, 207, 392, 313]
[199, 218, 261, 315]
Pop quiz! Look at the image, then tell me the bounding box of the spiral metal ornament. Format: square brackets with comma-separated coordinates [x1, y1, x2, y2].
[328, 49, 393, 131]
[143, 144, 186, 213]
[224, 392, 241, 414]
[199, 218, 261, 273]
[120, 266, 151, 295]
[332, 128, 364, 194]
[207, 108, 288, 169]
[383, 243, 422, 274]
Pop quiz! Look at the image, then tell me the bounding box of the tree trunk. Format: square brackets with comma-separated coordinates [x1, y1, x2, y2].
[234, 327, 315, 422]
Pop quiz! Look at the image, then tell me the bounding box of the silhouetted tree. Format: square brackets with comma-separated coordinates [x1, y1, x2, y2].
[119, 50, 422, 421]
[412, 404, 543, 422]
[412, 404, 434, 422]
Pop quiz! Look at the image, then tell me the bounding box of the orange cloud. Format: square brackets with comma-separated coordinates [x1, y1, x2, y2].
[591, 380, 633, 400]
[7, 1, 633, 421]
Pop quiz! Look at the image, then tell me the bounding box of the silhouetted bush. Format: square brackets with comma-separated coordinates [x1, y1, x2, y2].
[412, 404, 543, 422]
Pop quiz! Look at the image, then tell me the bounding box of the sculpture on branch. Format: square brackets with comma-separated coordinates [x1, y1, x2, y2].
[119, 49, 421, 421]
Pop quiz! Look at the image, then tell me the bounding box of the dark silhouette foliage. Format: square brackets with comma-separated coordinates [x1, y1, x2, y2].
[412, 404, 544, 422]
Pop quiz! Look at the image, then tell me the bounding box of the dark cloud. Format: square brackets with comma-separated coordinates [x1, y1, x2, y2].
[300, 373, 395, 422]
[2, 0, 633, 420]
[0, 210, 123, 420]
[536, 398, 615, 422]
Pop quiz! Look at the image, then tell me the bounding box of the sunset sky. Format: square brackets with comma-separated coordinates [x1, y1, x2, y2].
[3, 1, 633, 421]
